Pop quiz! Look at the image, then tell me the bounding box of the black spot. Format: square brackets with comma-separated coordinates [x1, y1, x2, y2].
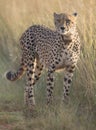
[47, 89, 52, 95]
[30, 57, 33, 61]
[60, 54, 62, 57]
[27, 73, 29, 76]
[66, 89, 69, 92]
[28, 95, 34, 98]
[35, 75, 39, 80]
[32, 82, 35, 85]
[58, 59, 61, 62]
[68, 79, 71, 84]
[29, 84, 33, 86]
[36, 66, 39, 69]
[47, 89, 51, 92]
[68, 86, 70, 88]
[48, 70, 53, 75]
[50, 86, 53, 90]
[29, 70, 33, 74]
[50, 78, 53, 82]
[40, 68, 43, 71]
[66, 93, 69, 96]
[54, 49, 56, 52]
[35, 75, 37, 78]
[36, 77, 39, 80]
[31, 40, 34, 42]
[55, 57, 58, 60]
[29, 77, 32, 81]
[71, 66, 75, 69]
[52, 65, 55, 69]
[58, 44, 60, 47]
[30, 36, 33, 39]
[48, 93, 52, 97]
[27, 46, 30, 49]
[64, 77, 67, 81]
[66, 65, 70, 68]
[55, 61, 59, 64]
[69, 69, 74, 73]
[47, 82, 51, 86]
[29, 63, 34, 67]
[38, 73, 41, 76]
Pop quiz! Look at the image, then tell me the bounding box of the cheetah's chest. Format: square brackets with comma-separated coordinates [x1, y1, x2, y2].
[55, 50, 75, 70]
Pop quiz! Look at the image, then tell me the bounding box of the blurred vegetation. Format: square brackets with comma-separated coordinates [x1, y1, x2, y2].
[0, 0, 96, 130]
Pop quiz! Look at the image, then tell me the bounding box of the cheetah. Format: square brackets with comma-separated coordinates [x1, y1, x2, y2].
[6, 12, 80, 109]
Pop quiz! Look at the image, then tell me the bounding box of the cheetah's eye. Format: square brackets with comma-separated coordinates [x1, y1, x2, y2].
[66, 19, 71, 25]
[57, 19, 61, 23]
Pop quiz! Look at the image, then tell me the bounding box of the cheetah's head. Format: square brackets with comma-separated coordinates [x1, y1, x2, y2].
[54, 12, 77, 35]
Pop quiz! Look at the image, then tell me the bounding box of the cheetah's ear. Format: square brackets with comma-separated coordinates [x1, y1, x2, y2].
[54, 12, 58, 18]
[73, 12, 78, 17]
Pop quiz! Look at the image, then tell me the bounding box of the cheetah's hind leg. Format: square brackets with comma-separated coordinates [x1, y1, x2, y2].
[24, 56, 43, 116]
[24, 54, 43, 109]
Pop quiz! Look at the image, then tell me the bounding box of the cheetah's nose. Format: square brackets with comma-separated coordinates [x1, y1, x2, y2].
[60, 27, 65, 30]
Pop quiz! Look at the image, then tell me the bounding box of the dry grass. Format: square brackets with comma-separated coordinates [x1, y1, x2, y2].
[0, 0, 96, 130]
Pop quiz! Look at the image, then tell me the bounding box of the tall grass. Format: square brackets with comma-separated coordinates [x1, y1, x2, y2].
[0, 0, 96, 130]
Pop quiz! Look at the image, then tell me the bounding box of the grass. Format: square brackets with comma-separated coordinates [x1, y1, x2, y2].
[0, 0, 96, 130]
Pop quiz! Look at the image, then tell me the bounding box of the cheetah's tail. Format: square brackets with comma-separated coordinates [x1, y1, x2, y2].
[6, 66, 26, 81]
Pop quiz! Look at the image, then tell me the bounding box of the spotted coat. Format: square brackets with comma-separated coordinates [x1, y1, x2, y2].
[6, 12, 80, 109]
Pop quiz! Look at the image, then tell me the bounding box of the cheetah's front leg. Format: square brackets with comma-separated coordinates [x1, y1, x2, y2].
[47, 65, 55, 104]
[63, 64, 76, 103]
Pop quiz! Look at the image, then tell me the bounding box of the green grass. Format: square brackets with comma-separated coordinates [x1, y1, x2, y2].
[0, 0, 96, 130]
